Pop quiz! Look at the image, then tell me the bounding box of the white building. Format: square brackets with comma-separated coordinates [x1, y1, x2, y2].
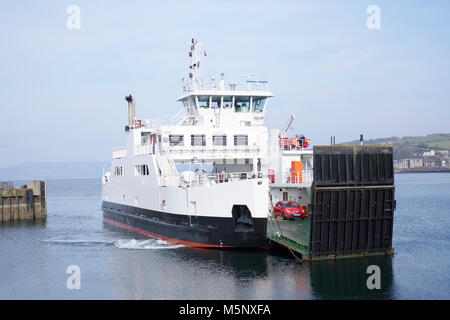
[423, 150, 435, 157]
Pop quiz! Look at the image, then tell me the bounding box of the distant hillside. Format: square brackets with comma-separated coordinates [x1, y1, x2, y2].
[340, 133, 450, 160]
[0, 162, 107, 181]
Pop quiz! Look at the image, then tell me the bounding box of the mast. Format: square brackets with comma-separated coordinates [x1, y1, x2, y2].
[188, 38, 204, 90]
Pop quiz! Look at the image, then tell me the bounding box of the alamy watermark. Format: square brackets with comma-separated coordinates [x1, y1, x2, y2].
[66, 5, 81, 30]
[366, 5, 381, 30]
[66, 265, 81, 290]
[366, 265, 381, 290]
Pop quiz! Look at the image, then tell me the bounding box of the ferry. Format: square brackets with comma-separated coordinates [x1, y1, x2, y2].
[101, 39, 313, 248]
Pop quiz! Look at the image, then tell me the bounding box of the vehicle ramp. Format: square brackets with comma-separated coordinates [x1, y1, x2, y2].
[267, 145, 396, 261]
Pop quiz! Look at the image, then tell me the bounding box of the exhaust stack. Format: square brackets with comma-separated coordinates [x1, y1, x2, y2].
[125, 94, 135, 127]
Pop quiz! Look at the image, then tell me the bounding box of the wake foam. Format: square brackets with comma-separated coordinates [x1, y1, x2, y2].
[114, 238, 184, 250]
[41, 239, 115, 246]
[42, 238, 184, 250]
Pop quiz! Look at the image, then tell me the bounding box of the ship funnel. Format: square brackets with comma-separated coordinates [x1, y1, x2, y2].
[125, 94, 135, 126]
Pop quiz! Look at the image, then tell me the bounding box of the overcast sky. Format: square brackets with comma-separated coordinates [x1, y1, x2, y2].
[0, 0, 449, 167]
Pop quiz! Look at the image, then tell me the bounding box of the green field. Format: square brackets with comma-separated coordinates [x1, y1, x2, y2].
[341, 133, 450, 160]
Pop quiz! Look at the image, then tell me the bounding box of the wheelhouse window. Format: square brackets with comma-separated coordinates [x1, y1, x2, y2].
[169, 135, 184, 146]
[191, 134, 206, 146]
[183, 96, 196, 111]
[197, 95, 209, 108]
[213, 135, 227, 146]
[252, 97, 266, 112]
[223, 96, 233, 108]
[211, 96, 221, 109]
[234, 135, 248, 146]
[234, 96, 251, 112]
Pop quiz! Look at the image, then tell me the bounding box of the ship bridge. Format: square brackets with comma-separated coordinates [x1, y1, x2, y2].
[176, 76, 274, 128]
[174, 38, 274, 128]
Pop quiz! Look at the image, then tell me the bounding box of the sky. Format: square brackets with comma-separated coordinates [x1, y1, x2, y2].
[0, 0, 449, 167]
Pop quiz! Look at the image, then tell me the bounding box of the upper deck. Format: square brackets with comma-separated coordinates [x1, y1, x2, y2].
[180, 78, 273, 98]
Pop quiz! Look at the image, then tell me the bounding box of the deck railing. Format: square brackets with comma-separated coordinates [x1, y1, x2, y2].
[133, 144, 260, 158]
[112, 147, 127, 159]
[281, 170, 314, 185]
[182, 80, 270, 94]
[177, 171, 266, 188]
[145, 108, 186, 128]
[161, 146, 260, 158]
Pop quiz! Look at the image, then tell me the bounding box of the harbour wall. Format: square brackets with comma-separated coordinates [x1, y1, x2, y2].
[0, 181, 47, 222]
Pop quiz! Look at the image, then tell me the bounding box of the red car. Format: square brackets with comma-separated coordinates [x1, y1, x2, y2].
[273, 201, 308, 220]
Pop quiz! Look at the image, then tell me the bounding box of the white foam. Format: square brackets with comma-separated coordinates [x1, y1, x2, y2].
[42, 239, 115, 245]
[42, 237, 184, 250]
[114, 238, 184, 250]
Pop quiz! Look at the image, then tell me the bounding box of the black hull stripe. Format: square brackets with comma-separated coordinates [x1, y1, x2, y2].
[102, 201, 268, 248]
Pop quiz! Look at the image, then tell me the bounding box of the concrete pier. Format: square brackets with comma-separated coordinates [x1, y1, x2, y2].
[0, 181, 47, 222]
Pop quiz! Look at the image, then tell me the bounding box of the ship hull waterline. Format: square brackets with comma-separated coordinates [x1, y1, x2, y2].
[102, 201, 268, 248]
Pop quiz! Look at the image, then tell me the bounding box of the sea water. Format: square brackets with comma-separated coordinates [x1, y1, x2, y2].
[0, 173, 449, 299]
